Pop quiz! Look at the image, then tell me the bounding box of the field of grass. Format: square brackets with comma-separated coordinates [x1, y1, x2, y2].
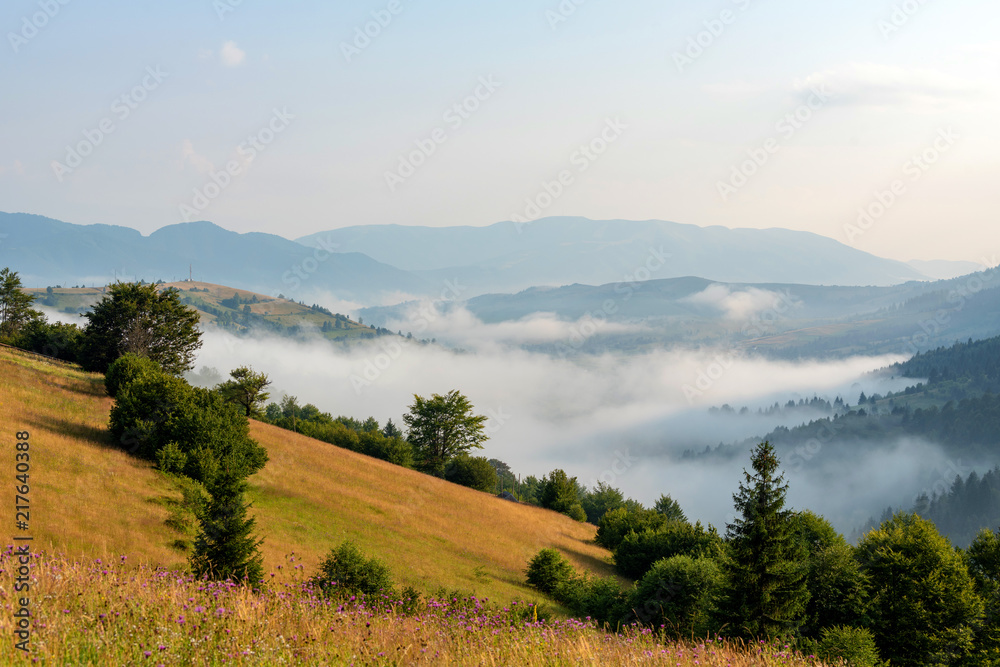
[0, 345, 613, 602]
[0, 550, 830, 666]
[0, 348, 843, 665]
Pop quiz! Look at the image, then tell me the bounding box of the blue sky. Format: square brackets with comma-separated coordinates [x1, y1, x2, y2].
[1, 0, 997, 262]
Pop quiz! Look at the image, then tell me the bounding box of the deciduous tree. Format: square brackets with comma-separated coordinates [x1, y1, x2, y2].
[79, 281, 202, 374]
[402, 390, 487, 476]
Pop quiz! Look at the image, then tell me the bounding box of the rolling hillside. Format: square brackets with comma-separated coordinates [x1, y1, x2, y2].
[0, 345, 616, 604]
[25, 281, 393, 342]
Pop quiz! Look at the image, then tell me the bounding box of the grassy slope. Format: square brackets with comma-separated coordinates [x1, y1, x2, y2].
[24, 281, 380, 341]
[0, 346, 615, 605]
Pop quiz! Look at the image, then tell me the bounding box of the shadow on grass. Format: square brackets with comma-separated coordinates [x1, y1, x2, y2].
[25, 414, 116, 450]
[560, 542, 621, 579]
[44, 373, 107, 398]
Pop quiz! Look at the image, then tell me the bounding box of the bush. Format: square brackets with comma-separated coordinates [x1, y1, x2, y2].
[540, 469, 586, 522]
[13, 318, 82, 362]
[156, 441, 188, 474]
[595, 507, 668, 551]
[360, 432, 414, 468]
[629, 554, 724, 636]
[525, 548, 574, 594]
[313, 541, 395, 598]
[105, 353, 163, 398]
[109, 372, 268, 488]
[555, 574, 629, 626]
[815, 626, 882, 667]
[445, 455, 498, 492]
[614, 520, 722, 579]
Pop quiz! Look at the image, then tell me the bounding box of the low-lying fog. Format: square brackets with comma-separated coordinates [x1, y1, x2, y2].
[190, 316, 958, 535]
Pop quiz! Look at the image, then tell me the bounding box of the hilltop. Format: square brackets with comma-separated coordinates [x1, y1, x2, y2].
[25, 281, 396, 342]
[0, 345, 615, 602]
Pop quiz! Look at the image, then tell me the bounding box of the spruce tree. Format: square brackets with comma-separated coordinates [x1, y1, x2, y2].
[723, 441, 808, 638]
[190, 475, 264, 585]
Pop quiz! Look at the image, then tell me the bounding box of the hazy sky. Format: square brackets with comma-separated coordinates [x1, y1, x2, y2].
[2, 0, 997, 262]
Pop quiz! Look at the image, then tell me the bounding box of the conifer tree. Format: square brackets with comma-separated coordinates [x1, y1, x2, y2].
[190, 475, 264, 585]
[723, 441, 808, 638]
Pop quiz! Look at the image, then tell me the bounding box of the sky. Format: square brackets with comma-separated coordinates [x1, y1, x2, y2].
[2, 0, 998, 263]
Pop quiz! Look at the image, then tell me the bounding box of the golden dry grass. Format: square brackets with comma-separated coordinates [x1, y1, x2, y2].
[0, 346, 613, 604]
[0, 552, 831, 666]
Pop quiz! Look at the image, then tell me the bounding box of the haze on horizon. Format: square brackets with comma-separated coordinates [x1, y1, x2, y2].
[1, 0, 998, 263]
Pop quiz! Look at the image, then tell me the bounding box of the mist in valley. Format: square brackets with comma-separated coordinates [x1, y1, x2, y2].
[191, 308, 958, 535]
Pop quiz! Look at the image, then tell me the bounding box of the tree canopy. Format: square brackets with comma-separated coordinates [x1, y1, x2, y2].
[402, 390, 488, 476]
[79, 281, 202, 374]
[0, 268, 40, 341]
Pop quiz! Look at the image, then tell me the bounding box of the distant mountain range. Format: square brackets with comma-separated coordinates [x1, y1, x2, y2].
[0, 212, 427, 303]
[298, 217, 929, 293]
[0, 212, 951, 307]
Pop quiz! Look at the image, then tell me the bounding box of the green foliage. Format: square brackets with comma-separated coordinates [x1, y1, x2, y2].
[855, 512, 984, 667]
[595, 507, 668, 551]
[359, 430, 414, 467]
[403, 390, 488, 476]
[155, 441, 188, 474]
[313, 541, 395, 598]
[0, 268, 39, 340]
[525, 548, 574, 594]
[792, 511, 869, 638]
[190, 476, 264, 585]
[813, 626, 882, 667]
[723, 441, 809, 639]
[217, 366, 271, 418]
[12, 317, 82, 362]
[581, 482, 626, 524]
[554, 572, 629, 626]
[444, 455, 498, 492]
[613, 520, 722, 579]
[967, 528, 1000, 664]
[108, 364, 268, 488]
[104, 352, 163, 399]
[540, 469, 586, 521]
[653, 494, 687, 522]
[629, 555, 724, 636]
[79, 281, 203, 374]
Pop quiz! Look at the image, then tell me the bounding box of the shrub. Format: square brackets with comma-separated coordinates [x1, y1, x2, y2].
[525, 548, 574, 594]
[313, 541, 395, 598]
[360, 432, 414, 468]
[595, 507, 668, 551]
[105, 352, 164, 398]
[815, 626, 882, 667]
[156, 441, 188, 474]
[540, 469, 586, 522]
[613, 520, 722, 579]
[629, 554, 724, 636]
[556, 574, 629, 626]
[445, 455, 498, 492]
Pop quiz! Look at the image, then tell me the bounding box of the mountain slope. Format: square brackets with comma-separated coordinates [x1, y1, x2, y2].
[0, 212, 429, 303]
[299, 216, 929, 294]
[0, 346, 614, 601]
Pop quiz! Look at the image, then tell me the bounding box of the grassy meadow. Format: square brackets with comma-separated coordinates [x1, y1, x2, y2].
[0, 346, 836, 664]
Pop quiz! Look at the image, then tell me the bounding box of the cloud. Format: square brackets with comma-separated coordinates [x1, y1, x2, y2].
[220, 41, 246, 67]
[378, 303, 647, 351]
[192, 327, 929, 532]
[681, 284, 794, 320]
[796, 62, 981, 110]
[181, 139, 214, 174]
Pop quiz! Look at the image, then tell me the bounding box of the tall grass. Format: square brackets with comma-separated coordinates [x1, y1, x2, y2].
[0, 548, 830, 666]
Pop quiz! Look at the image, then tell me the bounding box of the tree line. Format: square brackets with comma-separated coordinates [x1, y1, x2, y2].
[525, 442, 1000, 667]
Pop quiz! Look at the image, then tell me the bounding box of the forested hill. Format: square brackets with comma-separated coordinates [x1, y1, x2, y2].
[892, 335, 1000, 393]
